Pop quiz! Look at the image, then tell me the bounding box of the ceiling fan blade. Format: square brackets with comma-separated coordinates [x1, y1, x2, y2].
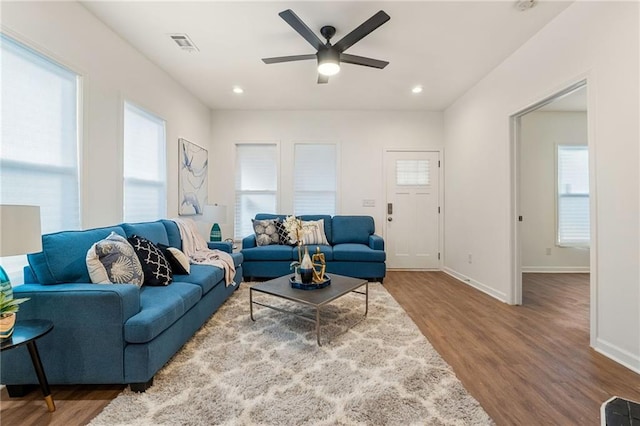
[279, 9, 325, 51]
[333, 10, 390, 53]
[262, 54, 316, 64]
[340, 53, 389, 69]
[317, 74, 329, 84]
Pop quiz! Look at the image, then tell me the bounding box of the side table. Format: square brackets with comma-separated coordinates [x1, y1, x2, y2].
[1, 319, 55, 412]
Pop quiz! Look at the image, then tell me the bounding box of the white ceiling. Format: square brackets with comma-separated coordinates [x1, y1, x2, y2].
[81, 1, 572, 111]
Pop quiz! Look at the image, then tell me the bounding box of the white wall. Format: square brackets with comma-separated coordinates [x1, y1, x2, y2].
[210, 110, 443, 238]
[443, 1, 639, 372]
[1, 1, 211, 228]
[520, 111, 590, 272]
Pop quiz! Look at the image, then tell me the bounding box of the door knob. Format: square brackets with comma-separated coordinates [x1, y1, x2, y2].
[387, 217, 393, 222]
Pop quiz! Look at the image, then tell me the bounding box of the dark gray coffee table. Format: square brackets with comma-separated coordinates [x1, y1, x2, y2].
[250, 274, 368, 346]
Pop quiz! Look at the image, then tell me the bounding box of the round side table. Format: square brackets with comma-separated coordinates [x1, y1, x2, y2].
[0, 319, 55, 412]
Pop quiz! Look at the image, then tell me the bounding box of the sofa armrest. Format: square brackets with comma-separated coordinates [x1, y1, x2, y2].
[207, 241, 233, 253]
[14, 283, 141, 324]
[242, 234, 257, 249]
[369, 234, 385, 251]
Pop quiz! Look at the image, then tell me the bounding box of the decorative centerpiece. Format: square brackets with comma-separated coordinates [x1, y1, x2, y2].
[0, 290, 30, 339]
[283, 216, 330, 290]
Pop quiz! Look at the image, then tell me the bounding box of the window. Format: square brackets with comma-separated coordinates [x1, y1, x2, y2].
[0, 34, 80, 283]
[123, 102, 167, 222]
[235, 144, 278, 239]
[557, 145, 590, 246]
[293, 144, 337, 216]
[396, 159, 429, 186]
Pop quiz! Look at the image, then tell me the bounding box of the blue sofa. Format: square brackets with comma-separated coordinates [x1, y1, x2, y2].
[0, 219, 243, 393]
[242, 214, 385, 282]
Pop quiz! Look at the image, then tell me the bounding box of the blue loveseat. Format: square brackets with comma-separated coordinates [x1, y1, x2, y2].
[242, 214, 385, 282]
[0, 219, 243, 393]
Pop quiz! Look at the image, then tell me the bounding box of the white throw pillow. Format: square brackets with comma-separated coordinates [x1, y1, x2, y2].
[167, 247, 191, 274]
[301, 219, 329, 245]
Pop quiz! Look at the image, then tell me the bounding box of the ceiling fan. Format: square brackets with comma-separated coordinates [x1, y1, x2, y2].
[262, 9, 391, 84]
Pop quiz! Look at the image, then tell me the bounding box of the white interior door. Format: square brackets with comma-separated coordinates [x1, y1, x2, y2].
[385, 151, 440, 269]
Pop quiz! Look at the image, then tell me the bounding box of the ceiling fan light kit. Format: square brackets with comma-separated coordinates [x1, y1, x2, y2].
[262, 9, 390, 84]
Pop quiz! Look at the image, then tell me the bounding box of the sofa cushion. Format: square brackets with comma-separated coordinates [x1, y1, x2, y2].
[161, 219, 183, 249]
[28, 226, 127, 285]
[301, 245, 333, 262]
[86, 232, 144, 286]
[174, 264, 223, 294]
[242, 245, 295, 261]
[128, 235, 173, 286]
[331, 216, 375, 245]
[121, 221, 170, 246]
[124, 282, 201, 343]
[252, 219, 280, 246]
[333, 243, 386, 262]
[158, 244, 190, 275]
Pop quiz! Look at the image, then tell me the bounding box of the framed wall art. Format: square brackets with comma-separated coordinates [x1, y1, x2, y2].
[178, 138, 208, 215]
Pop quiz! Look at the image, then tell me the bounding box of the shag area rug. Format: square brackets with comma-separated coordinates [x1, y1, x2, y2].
[91, 282, 492, 425]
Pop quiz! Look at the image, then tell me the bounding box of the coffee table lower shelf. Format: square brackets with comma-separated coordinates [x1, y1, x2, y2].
[249, 274, 368, 346]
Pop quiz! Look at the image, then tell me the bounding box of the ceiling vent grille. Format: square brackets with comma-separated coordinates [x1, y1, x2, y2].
[169, 34, 199, 52]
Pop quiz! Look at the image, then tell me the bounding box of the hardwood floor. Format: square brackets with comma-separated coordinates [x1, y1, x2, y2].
[2, 271, 639, 425]
[385, 271, 640, 425]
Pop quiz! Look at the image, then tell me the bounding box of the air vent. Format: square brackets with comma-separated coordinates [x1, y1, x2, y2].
[169, 34, 199, 52]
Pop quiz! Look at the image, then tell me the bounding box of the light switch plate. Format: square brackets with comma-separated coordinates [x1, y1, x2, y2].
[362, 199, 376, 207]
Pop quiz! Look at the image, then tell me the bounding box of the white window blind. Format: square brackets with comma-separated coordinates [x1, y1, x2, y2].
[557, 145, 590, 246]
[0, 34, 80, 234]
[396, 159, 429, 186]
[235, 144, 277, 239]
[123, 102, 167, 222]
[294, 144, 337, 216]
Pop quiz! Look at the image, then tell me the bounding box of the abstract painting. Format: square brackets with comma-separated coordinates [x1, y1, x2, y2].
[178, 138, 208, 215]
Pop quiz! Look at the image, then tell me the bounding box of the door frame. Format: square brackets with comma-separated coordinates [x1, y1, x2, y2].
[509, 77, 597, 347]
[383, 148, 444, 270]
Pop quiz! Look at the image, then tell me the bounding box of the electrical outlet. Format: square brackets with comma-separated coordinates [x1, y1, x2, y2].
[362, 199, 376, 207]
[545, 248, 552, 256]
[468, 253, 472, 264]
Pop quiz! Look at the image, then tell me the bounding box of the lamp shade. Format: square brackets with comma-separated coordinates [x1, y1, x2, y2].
[0, 205, 42, 256]
[202, 204, 227, 225]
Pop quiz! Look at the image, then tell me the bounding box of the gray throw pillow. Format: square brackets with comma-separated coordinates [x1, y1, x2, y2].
[86, 232, 144, 286]
[252, 219, 280, 246]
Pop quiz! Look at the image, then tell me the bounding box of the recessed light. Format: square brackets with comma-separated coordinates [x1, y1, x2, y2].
[233, 87, 244, 94]
[412, 86, 423, 94]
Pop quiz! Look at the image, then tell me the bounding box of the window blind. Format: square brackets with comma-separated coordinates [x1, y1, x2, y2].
[123, 102, 167, 222]
[396, 159, 429, 186]
[0, 34, 80, 234]
[294, 144, 337, 216]
[235, 144, 278, 239]
[557, 145, 590, 246]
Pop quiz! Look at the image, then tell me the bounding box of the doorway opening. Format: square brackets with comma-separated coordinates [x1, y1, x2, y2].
[510, 80, 594, 346]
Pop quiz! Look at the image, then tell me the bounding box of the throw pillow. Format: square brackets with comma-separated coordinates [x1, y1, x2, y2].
[86, 232, 144, 286]
[157, 243, 190, 275]
[252, 219, 280, 246]
[301, 219, 329, 245]
[128, 235, 173, 286]
[274, 220, 296, 246]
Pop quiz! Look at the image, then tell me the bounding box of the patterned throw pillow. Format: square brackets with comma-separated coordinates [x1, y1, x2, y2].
[252, 219, 280, 246]
[128, 235, 173, 286]
[86, 232, 144, 286]
[274, 220, 295, 245]
[157, 243, 190, 275]
[301, 219, 329, 245]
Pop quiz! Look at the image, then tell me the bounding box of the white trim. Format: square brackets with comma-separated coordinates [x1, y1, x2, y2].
[442, 267, 509, 303]
[594, 338, 640, 375]
[521, 266, 590, 273]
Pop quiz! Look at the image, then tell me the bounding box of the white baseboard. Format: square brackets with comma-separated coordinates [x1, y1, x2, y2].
[522, 266, 590, 273]
[442, 267, 508, 303]
[594, 338, 640, 375]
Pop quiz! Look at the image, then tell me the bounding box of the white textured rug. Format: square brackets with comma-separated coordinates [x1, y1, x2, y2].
[91, 282, 492, 425]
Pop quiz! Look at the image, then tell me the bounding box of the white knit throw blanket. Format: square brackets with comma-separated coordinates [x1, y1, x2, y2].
[172, 218, 236, 286]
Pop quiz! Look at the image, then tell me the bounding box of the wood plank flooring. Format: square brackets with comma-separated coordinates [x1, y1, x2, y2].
[384, 271, 640, 425]
[2, 271, 639, 425]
